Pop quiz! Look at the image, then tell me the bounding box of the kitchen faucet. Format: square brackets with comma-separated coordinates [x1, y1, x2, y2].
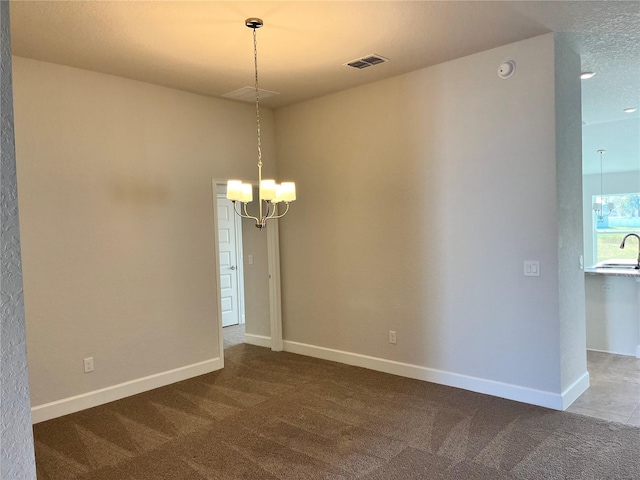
[620, 233, 640, 269]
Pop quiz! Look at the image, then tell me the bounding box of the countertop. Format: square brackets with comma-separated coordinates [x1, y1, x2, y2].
[584, 259, 640, 277]
[584, 267, 640, 277]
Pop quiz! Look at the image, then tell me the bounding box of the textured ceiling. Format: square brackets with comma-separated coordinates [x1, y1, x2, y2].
[509, 1, 640, 125]
[8, 1, 640, 171]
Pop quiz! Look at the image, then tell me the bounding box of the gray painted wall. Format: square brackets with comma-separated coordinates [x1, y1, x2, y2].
[554, 34, 587, 394]
[242, 204, 271, 339]
[13, 56, 276, 411]
[276, 34, 580, 401]
[0, 2, 37, 478]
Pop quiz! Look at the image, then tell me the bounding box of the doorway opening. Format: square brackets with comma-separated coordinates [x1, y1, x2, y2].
[212, 180, 284, 364]
[575, 118, 640, 426]
[216, 193, 247, 349]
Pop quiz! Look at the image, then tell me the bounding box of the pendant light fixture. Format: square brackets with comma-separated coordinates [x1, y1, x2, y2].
[593, 149, 613, 220]
[226, 18, 296, 229]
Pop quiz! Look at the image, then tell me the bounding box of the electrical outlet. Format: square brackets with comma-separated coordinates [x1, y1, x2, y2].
[389, 330, 397, 344]
[83, 357, 94, 373]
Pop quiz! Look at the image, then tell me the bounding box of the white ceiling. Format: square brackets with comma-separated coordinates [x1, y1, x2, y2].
[8, 1, 640, 170]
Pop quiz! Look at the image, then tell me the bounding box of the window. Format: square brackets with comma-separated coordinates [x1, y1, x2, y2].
[594, 193, 640, 263]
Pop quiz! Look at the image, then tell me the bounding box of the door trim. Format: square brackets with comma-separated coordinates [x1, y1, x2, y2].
[211, 179, 283, 359]
[267, 221, 283, 351]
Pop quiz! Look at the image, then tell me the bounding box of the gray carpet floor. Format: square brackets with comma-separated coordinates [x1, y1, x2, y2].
[223, 323, 245, 349]
[33, 344, 640, 479]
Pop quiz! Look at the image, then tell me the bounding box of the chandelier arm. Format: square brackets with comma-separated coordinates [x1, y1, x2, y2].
[241, 202, 261, 223]
[262, 200, 273, 219]
[233, 201, 259, 223]
[267, 202, 290, 220]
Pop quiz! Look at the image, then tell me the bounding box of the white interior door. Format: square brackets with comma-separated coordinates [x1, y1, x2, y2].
[217, 197, 241, 327]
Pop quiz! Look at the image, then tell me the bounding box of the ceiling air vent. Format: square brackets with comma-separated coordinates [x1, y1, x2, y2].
[344, 54, 389, 70]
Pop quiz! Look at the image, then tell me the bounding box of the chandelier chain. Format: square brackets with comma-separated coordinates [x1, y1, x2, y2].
[600, 151, 603, 208]
[596, 149, 609, 220]
[254, 27, 262, 168]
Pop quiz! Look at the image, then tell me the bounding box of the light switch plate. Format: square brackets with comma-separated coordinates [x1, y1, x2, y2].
[524, 261, 540, 277]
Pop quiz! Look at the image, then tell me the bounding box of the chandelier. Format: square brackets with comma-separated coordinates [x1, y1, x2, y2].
[592, 149, 613, 221]
[226, 18, 296, 229]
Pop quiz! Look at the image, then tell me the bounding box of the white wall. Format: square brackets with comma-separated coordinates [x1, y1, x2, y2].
[0, 4, 37, 477]
[12, 57, 276, 416]
[276, 34, 584, 408]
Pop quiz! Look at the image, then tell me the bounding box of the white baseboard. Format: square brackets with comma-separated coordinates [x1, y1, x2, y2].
[244, 333, 271, 348]
[31, 357, 222, 424]
[283, 341, 567, 411]
[587, 347, 637, 357]
[561, 371, 590, 410]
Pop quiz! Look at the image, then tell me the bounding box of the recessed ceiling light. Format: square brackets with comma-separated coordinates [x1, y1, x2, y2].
[623, 107, 638, 113]
[580, 71, 596, 80]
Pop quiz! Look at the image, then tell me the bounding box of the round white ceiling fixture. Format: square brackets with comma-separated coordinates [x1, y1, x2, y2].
[580, 71, 596, 80]
[623, 107, 637, 113]
[498, 60, 516, 79]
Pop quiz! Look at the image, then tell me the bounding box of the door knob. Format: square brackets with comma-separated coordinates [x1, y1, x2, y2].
[229, 266, 236, 270]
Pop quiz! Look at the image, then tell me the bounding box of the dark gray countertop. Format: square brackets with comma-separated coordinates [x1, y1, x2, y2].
[585, 259, 640, 277]
[584, 267, 640, 277]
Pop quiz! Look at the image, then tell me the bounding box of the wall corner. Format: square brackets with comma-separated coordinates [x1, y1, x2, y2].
[554, 33, 588, 393]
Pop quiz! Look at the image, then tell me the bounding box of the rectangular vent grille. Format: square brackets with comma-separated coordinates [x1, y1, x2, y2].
[344, 54, 389, 70]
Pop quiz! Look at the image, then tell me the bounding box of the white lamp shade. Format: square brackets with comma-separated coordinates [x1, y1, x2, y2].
[280, 182, 296, 202]
[260, 179, 276, 201]
[240, 183, 253, 203]
[227, 180, 243, 201]
[272, 184, 284, 203]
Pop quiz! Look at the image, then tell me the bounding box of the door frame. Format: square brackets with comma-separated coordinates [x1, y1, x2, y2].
[211, 179, 284, 365]
[216, 194, 246, 327]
